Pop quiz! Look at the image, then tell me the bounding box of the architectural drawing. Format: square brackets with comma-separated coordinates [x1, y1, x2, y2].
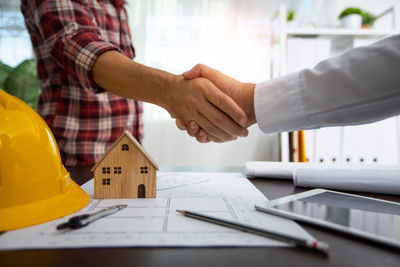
[0, 172, 312, 250]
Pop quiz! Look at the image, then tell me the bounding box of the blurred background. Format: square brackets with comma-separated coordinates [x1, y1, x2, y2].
[1, 0, 399, 167]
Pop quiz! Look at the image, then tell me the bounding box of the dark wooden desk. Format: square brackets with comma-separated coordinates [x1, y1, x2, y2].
[1, 167, 399, 267]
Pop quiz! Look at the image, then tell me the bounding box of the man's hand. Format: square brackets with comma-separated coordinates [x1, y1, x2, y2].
[160, 74, 249, 142]
[93, 51, 249, 142]
[176, 64, 256, 143]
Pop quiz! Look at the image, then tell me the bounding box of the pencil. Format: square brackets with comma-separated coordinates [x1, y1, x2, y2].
[177, 210, 329, 254]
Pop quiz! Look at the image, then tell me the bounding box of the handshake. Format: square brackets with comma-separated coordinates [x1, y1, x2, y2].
[168, 64, 257, 143]
[92, 51, 256, 143]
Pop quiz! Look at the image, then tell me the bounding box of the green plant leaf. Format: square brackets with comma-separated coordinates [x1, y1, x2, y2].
[362, 11, 377, 26]
[0, 61, 13, 90]
[287, 10, 295, 22]
[3, 59, 41, 110]
[338, 7, 362, 19]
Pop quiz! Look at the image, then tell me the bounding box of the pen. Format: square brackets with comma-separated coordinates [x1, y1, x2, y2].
[57, 204, 127, 230]
[177, 210, 329, 254]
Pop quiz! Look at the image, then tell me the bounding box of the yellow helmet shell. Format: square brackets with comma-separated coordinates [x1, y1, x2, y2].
[0, 89, 89, 231]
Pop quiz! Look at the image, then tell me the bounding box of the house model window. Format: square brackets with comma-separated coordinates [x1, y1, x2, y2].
[114, 167, 122, 174]
[102, 167, 111, 174]
[122, 144, 129, 151]
[102, 178, 111, 185]
[140, 166, 148, 174]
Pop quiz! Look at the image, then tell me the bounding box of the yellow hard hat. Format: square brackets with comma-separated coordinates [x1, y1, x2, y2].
[0, 89, 89, 231]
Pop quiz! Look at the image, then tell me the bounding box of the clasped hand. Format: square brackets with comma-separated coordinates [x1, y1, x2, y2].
[173, 64, 256, 143]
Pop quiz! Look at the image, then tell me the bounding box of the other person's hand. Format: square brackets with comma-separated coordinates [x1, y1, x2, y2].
[176, 64, 256, 143]
[161, 74, 249, 142]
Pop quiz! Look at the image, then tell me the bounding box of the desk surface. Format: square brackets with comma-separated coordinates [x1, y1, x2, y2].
[1, 167, 399, 267]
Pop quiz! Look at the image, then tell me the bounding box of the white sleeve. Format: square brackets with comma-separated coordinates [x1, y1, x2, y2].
[255, 34, 400, 134]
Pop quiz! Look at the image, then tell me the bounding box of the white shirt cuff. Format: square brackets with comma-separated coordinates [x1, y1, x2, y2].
[254, 71, 316, 133]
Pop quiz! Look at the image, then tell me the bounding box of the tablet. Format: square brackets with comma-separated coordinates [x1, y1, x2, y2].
[255, 189, 400, 250]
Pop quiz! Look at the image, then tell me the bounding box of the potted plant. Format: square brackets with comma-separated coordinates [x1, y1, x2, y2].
[287, 9, 295, 22]
[338, 7, 363, 29]
[362, 11, 377, 28]
[287, 9, 296, 28]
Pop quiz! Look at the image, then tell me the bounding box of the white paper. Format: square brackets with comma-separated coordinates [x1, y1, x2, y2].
[245, 161, 400, 195]
[0, 172, 312, 250]
[245, 161, 324, 179]
[293, 167, 400, 195]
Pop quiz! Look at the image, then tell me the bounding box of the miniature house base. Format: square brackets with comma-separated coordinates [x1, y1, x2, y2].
[91, 131, 158, 199]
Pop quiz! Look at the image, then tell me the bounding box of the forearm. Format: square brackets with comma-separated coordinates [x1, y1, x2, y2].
[301, 34, 400, 127]
[92, 50, 171, 106]
[255, 34, 400, 133]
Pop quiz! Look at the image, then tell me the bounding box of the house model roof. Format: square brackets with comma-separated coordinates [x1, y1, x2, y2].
[91, 131, 159, 172]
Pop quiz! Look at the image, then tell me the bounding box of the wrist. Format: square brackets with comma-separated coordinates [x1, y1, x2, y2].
[152, 72, 178, 110]
[242, 83, 256, 125]
[127, 62, 175, 107]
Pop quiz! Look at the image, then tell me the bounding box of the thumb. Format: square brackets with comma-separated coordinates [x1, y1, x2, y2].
[183, 64, 202, 80]
[185, 64, 231, 93]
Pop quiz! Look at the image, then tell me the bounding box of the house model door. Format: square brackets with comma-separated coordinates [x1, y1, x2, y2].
[138, 184, 146, 198]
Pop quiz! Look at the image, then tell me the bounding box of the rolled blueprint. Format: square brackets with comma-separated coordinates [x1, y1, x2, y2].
[245, 161, 329, 179]
[293, 167, 400, 195]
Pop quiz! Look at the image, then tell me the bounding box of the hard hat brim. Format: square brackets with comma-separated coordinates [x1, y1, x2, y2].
[0, 179, 89, 232]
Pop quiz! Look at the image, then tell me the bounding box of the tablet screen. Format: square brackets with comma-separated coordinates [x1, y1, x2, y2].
[272, 191, 400, 242]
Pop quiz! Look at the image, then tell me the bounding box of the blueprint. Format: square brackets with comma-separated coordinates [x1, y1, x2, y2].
[0, 172, 312, 250]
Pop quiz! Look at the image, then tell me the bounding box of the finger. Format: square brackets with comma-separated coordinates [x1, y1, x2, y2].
[183, 65, 202, 80]
[196, 89, 248, 137]
[187, 121, 200, 137]
[205, 132, 227, 143]
[204, 85, 248, 129]
[190, 64, 234, 96]
[175, 119, 187, 130]
[195, 129, 210, 143]
[193, 128, 226, 143]
[195, 111, 236, 142]
[185, 65, 250, 128]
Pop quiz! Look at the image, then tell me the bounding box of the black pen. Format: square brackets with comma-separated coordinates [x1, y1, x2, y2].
[57, 204, 127, 230]
[177, 209, 329, 254]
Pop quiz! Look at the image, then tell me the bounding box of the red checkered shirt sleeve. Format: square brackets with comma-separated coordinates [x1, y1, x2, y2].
[30, 0, 121, 93]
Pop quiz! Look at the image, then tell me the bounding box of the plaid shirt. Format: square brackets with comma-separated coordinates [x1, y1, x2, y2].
[21, 0, 143, 166]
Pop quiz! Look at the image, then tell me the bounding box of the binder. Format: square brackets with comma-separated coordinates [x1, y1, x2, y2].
[342, 118, 399, 165]
[313, 127, 342, 164]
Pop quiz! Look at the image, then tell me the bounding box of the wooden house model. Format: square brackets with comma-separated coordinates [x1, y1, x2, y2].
[91, 131, 158, 199]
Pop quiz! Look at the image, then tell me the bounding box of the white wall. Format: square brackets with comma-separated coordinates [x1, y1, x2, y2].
[143, 119, 279, 167]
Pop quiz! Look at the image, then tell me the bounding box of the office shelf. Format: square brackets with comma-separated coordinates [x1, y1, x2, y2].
[271, 4, 399, 163]
[286, 28, 397, 37]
